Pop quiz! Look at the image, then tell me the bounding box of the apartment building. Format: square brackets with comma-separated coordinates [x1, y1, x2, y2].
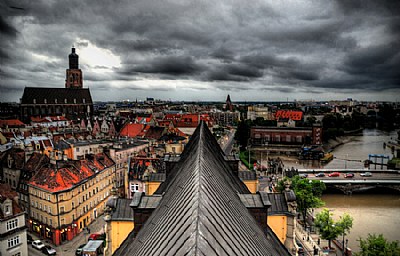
[0, 184, 28, 256]
[27, 153, 115, 245]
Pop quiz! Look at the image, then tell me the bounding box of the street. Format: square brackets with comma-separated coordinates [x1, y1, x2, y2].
[28, 215, 105, 256]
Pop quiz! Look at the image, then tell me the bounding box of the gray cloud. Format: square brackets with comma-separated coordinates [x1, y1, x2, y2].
[0, 0, 399, 102]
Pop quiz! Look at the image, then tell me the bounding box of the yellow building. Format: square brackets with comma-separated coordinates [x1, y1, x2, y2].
[28, 153, 115, 245]
[104, 198, 134, 255]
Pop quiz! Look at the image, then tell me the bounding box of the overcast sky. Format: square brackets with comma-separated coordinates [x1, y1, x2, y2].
[1, 0, 399, 102]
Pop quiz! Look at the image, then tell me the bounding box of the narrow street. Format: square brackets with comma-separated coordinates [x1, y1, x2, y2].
[28, 215, 105, 256]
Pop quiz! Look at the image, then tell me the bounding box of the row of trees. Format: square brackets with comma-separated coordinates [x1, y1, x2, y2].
[276, 175, 400, 255]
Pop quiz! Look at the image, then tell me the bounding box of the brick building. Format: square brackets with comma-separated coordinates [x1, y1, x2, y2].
[250, 126, 322, 146]
[20, 48, 93, 122]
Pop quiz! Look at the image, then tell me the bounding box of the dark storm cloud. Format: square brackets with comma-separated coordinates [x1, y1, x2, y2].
[119, 56, 204, 76]
[0, 0, 399, 101]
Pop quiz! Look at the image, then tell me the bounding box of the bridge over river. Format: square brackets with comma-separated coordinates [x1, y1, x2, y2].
[297, 169, 400, 194]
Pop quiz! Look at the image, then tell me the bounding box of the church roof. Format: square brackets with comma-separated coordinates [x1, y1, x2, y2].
[114, 122, 289, 256]
[20, 87, 92, 105]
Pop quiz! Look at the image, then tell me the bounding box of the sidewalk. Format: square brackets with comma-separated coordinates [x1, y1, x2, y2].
[30, 215, 105, 256]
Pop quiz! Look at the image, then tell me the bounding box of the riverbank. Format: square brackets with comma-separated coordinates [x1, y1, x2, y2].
[322, 136, 357, 153]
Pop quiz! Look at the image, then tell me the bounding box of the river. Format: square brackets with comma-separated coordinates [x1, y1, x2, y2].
[319, 129, 400, 252]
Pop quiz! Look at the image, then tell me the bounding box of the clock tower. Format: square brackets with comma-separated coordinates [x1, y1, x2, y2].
[65, 47, 83, 88]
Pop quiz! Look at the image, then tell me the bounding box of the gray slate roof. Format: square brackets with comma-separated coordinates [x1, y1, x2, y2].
[114, 121, 290, 256]
[20, 87, 93, 104]
[265, 193, 289, 215]
[111, 199, 134, 221]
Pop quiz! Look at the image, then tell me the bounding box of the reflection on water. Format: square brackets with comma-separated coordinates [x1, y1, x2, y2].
[320, 194, 400, 252]
[316, 129, 400, 252]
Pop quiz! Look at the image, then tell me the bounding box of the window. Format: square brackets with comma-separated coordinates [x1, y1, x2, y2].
[60, 206, 65, 213]
[131, 184, 139, 192]
[6, 219, 18, 231]
[33, 99, 36, 104]
[5, 205, 11, 214]
[64, 98, 67, 103]
[47, 195, 51, 201]
[61, 218, 65, 225]
[12, 252, 21, 256]
[48, 207, 52, 214]
[83, 98, 86, 103]
[8, 236, 20, 248]
[49, 219, 52, 226]
[55, 99, 57, 104]
[44, 99, 47, 104]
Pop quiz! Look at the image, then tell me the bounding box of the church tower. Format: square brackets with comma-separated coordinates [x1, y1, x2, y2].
[65, 47, 83, 88]
[226, 94, 233, 111]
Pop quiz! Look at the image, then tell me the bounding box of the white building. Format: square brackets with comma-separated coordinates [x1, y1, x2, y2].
[0, 184, 28, 256]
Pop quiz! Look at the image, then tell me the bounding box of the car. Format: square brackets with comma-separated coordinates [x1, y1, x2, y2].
[299, 173, 308, 178]
[41, 245, 57, 255]
[88, 233, 105, 241]
[32, 240, 45, 250]
[315, 172, 325, 177]
[360, 172, 372, 177]
[344, 172, 355, 178]
[328, 172, 341, 177]
[75, 244, 86, 256]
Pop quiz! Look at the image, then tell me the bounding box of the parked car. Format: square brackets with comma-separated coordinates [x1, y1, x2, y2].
[315, 172, 325, 177]
[328, 172, 341, 177]
[75, 244, 86, 256]
[76, 244, 86, 256]
[41, 245, 57, 255]
[344, 172, 355, 178]
[88, 233, 106, 241]
[299, 173, 308, 178]
[32, 240, 45, 250]
[360, 172, 372, 177]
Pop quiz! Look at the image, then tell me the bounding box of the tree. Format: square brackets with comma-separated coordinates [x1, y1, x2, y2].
[277, 176, 326, 228]
[234, 120, 250, 151]
[355, 234, 400, 256]
[315, 209, 353, 249]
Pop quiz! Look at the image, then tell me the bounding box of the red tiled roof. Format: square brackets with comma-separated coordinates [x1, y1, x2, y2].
[29, 153, 114, 192]
[0, 119, 25, 127]
[0, 183, 23, 218]
[119, 123, 145, 138]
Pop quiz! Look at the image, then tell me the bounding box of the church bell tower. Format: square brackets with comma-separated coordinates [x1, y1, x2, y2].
[65, 47, 83, 89]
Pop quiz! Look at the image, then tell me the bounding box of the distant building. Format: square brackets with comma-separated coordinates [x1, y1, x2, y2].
[20, 48, 93, 122]
[247, 105, 274, 120]
[225, 94, 233, 111]
[0, 183, 28, 256]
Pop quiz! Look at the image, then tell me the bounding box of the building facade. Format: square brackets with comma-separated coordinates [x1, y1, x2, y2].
[0, 184, 28, 256]
[27, 153, 115, 245]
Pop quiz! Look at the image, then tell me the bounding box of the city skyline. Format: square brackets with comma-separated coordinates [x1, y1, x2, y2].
[1, 0, 399, 102]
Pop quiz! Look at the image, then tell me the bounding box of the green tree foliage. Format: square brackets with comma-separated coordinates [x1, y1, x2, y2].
[277, 176, 326, 228]
[315, 209, 353, 249]
[355, 234, 400, 256]
[235, 120, 250, 151]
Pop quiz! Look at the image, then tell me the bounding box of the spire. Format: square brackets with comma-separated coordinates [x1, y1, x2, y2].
[69, 47, 79, 69]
